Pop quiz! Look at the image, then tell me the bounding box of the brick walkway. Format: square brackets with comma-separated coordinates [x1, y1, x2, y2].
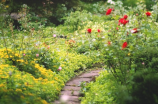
[52, 68, 102, 104]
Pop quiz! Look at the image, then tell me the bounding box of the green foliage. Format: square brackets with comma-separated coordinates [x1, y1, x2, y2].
[120, 0, 157, 10]
[63, 10, 92, 31]
[116, 70, 158, 104]
[80, 1, 106, 14]
[134, 47, 158, 72]
[80, 70, 117, 104]
[7, 0, 80, 25]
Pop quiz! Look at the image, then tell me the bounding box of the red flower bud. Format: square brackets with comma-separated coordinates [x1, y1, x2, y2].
[106, 8, 112, 15]
[146, 12, 151, 17]
[108, 41, 111, 45]
[122, 42, 128, 50]
[123, 15, 128, 19]
[87, 28, 92, 33]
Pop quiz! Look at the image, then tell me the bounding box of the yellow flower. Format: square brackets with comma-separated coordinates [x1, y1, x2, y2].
[16, 89, 22, 92]
[53, 65, 56, 67]
[1, 76, 9, 79]
[3, 89, 7, 92]
[55, 77, 58, 80]
[41, 100, 48, 104]
[0, 84, 5, 87]
[21, 95, 25, 99]
[5, 5, 9, 8]
[28, 93, 33, 96]
[128, 53, 131, 56]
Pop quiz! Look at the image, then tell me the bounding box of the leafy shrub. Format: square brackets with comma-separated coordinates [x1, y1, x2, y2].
[120, 0, 156, 10]
[7, 0, 80, 25]
[0, 63, 64, 104]
[63, 10, 92, 31]
[116, 70, 158, 104]
[80, 70, 117, 104]
[134, 47, 158, 72]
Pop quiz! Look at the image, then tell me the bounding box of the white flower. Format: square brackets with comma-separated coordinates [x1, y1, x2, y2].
[107, 0, 115, 5]
[60, 95, 69, 103]
[92, 39, 96, 42]
[102, 36, 105, 39]
[107, 0, 112, 3]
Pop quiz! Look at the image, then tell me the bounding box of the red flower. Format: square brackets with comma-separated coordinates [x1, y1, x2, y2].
[98, 29, 101, 33]
[119, 18, 129, 25]
[123, 15, 128, 19]
[122, 42, 128, 50]
[116, 27, 119, 30]
[146, 12, 151, 17]
[108, 41, 111, 45]
[106, 8, 112, 15]
[131, 28, 138, 33]
[87, 28, 92, 33]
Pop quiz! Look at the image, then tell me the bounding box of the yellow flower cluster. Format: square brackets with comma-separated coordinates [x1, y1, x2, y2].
[0, 48, 65, 103]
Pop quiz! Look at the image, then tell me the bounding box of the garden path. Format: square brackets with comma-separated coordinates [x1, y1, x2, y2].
[52, 68, 102, 104]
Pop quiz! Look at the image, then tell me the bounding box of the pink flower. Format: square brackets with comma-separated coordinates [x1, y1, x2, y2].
[58, 66, 62, 71]
[116, 27, 119, 30]
[47, 45, 50, 49]
[97, 29, 101, 33]
[87, 28, 92, 33]
[53, 34, 56, 37]
[106, 8, 112, 15]
[142, 62, 145, 65]
[36, 54, 39, 57]
[23, 54, 26, 56]
[123, 15, 128, 19]
[146, 12, 151, 17]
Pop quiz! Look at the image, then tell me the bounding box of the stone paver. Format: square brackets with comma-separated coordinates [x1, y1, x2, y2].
[66, 78, 92, 86]
[62, 86, 81, 91]
[60, 90, 80, 96]
[78, 72, 99, 78]
[52, 69, 102, 104]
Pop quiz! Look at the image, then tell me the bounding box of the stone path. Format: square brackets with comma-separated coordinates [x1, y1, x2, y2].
[52, 68, 102, 104]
